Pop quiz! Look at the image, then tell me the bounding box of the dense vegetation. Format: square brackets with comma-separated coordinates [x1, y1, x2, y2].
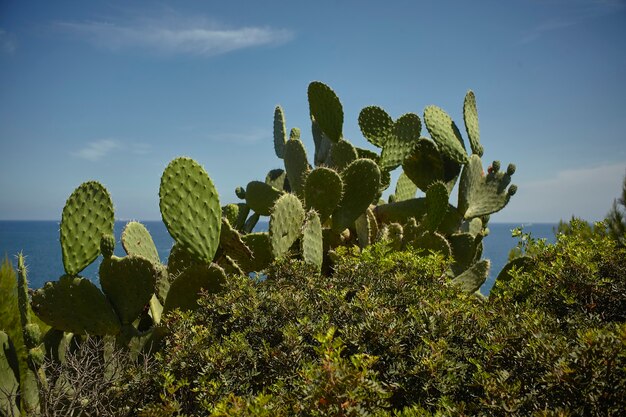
[1, 79, 625, 415]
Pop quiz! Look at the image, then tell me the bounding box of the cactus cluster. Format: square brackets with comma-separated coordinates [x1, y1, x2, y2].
[1, 81, 518, 414]
[222, 81, 516, 292]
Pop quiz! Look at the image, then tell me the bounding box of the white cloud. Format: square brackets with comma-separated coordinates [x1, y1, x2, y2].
[496, 162, 626, 223]
[55, 15, 293, 56]
[0, 29, 17, 54]
[519, 0, 625, 44]
[72, 139, 151, 161]
[206, 129, 268, 144]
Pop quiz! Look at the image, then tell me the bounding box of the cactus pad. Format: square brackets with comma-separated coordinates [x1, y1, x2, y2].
[332, 159, 381, 231]
[423, 181, 449, 232]
[60, 181, 114, 276]
[270, 194, 305, 258]
[0, 331, 20, 417]
[219, 218, 253, 266]
[413, 231, 451, 258]
[284, 138, 310, 198]
[330, 139, 358, 171]
[458, 155, 517, 219]
[265, 168, 288, 191]
[167, 242, 202, 278]
[160, 157, 221, 263]
[121, 221, 160, 264]
[451, 259, 490, 293]
[163, 263, 226, 313]
[273, 105, 287, 159]
[358, 106, 392, 147]
[463, 90, 483, 156]
[31, 276, 121, 335]
[402, 138, 445, 192]
[424, 105, 468, 164]
[302, 210, 323, 271]
[241, 233, 273, 272]
[393, 172, 418, 202]
[99, 255, 158, 325]
[305, 167, 343, 222]
[312, 118, 333, 166]
[245, 181, 283, 216]
[222, 204, 240, 228]
[308, 81, 343, 143]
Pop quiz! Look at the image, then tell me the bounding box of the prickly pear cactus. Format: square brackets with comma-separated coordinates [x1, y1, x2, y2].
[60, 181, 114, 275]
[463, 90, 483, 156]
[269, 194, 305, 258]
[304, 167, 343, 222]
[458, 155, 517, 219]
[32, 276, 121, 335]
[332, 159, 381, 231]
[121, 221, 160, 264]
[0, 331, 20, 417]
[273, 105, 287, 159]
[160, 157, 222, 263]
[451, 259, 490, 293]
[424, 105, 468, 165]
[330, 139, 359, 171]
[308, 81, 343, 143]
[246, 181, 283, 216]
[99, 255, 158, 325]
[302, 210, 323, 271]
[163, 264, 226, 313]
[284, 138, 310, 198]
[393, 172, 418, 202]
[358, 107, 421, 170]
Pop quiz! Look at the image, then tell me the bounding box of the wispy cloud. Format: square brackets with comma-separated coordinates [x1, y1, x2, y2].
[55, 15, 293, 56]
[0, 29, 17, 54]
[519, 0, 625, 44]
[498, 162, 626, 222]
[72, 139, 152, 161]
[206, 129, 268, 144]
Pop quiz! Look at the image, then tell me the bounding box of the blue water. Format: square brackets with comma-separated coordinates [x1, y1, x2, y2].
[0, 220, 556, 294]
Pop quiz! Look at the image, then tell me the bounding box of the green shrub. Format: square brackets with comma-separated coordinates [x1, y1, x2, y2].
[130, 221, 626, 416]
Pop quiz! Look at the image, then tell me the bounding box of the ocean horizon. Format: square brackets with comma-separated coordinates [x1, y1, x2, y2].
[0, 220, 558, 295]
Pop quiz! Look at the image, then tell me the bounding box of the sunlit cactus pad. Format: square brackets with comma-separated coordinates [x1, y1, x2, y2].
[60, 181, 114, 276]
[160, 157, 221, 263]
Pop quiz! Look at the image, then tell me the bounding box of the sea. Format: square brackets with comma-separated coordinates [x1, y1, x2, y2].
[0, 220, 557, 295]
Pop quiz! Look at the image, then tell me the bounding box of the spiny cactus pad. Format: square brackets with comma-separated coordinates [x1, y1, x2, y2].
[312, 118, 333, 166]
[284, 139, 310, 198]
[99, 255, 158, 325]
[60, 181, 114, 276]
[121, 221, 160, 264]
[163, 263, 226, 313]
[424, 105, 468, 164]
[402, 138, 445, 192]
[219, 218, 253, 266]
[332, 159, 381, 231]
[270, 194, 305, 258]
[31, 276, 121, 335]
[451, 259, 490, 293]
[304, 167, 343, 222]
[463, 91, 483, 156]
[241, 233, 273, 272]
[330, 139, 358, 171]
[222, 204, 240, 228]
[245, 181, 283, 216]
[413, 231, 451, 258]
[359, 107, 421, 170]
[273, 105, 287, 159]
[302, 210, 323, 272]
[449, 233, 480, 275]
[308, 81, 343, 143]
[393, 172, 418, 202]
[423, 181, 449, 232]
[458, 155, 516, 219]
[160, 157, 221, 264]
[265, 169, 288, 191]
[167, 242, 202, 278]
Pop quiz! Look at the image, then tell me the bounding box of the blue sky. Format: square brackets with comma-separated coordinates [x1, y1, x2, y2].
[1, 0, 625, 222]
